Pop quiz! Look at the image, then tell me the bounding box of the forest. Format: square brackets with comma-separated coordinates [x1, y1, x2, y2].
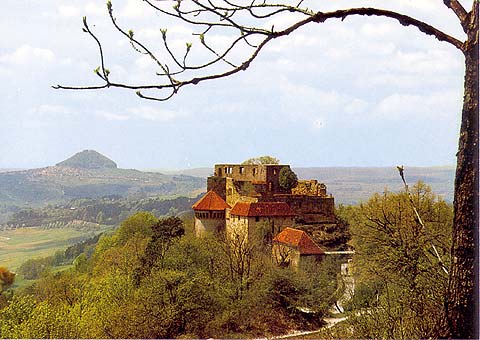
[3, 195, 201, 229]
[0, 182, 453, 338]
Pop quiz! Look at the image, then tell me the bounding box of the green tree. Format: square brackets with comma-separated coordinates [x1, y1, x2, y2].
[278, 167, 298, 191]
[346, 182, 452, 338]
[242, 156, 280, 165]
[138, 216, 185, 275]
[116, 211, 157, 245]
[0, 295, 36, 338]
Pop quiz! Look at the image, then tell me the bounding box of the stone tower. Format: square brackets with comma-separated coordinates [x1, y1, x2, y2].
[192, 190, 231, 236]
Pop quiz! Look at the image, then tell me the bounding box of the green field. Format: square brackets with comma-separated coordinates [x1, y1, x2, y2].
[0, 227, 95, 271]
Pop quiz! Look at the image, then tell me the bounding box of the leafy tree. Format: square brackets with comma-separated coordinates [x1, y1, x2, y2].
[0, 295, 36, 338]
[115, 211, 157, 245]
[345, 182, 453, 338]
[278, 167, 298, 191]
[0, 211, 342, 338]
[138, 216, 185, 275]
[242, 156, 280, 165]
[56, 3, 478, 337]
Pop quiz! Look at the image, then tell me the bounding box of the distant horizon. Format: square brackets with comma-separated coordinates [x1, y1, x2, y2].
[0, 149, 459, 171]
[0, 161, 457, 173]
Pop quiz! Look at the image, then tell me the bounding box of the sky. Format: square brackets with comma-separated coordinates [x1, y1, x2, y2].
[0, 0, 470, 170]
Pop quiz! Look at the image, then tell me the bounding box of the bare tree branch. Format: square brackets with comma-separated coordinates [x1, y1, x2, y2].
[443, 0, 469, 32]
[312, 7, 465, 51]
[54, 3, 465, 101]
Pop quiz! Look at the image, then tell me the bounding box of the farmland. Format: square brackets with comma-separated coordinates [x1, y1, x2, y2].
[0, 227, 100, 271]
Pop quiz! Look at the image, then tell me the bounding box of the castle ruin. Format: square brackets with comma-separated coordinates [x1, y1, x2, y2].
[192, 163, 337, 241]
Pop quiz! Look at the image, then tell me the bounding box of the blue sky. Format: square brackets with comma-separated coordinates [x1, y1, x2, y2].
[0, 0, 469, 169]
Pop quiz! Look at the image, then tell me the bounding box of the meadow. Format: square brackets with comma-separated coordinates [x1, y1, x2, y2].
[0, 227, 95, 271]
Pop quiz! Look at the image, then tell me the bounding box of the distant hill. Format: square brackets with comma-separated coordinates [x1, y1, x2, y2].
[56, 150, 117, 169]
[294, 166, 455, 204]
[151, 167, 213, 178]
[0, 151, 204, 207]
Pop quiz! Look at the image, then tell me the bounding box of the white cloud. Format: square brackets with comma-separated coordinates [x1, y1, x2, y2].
[387, 48, 462, 75]
[361, 22, 395, 37]
[375, 91, 460, 121]
[120, 0, 150, 18]
[135, 55, 153, 69]
[96, 110, 130, 121]
[0, 45, 55, 65]
[58, 5, 80, 18]
[36, 104, 74, 116]
[128, 106, 183, 122]
[345, 98, 369, 115]
[85, 2, 105, 16]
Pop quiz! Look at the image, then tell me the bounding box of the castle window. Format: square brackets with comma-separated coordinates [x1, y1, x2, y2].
[255, 216, 259, 222]
[239, 166, 244, 174]
[227, 188, 233, 195]
[253, 168, 257, 176]
[273, 169, 277, 175]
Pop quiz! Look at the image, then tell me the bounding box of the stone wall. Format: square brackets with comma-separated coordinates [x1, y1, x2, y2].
[273, 195, 336, 224]
[194, 216, 226, 236]
[207, 176, 227, 200]
[213, 164, 291, 194]
[226, 215, 249, 239]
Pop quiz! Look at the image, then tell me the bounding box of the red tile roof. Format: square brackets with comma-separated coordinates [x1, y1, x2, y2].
[273, 228, 324, 255]
[192, 191, 230, 211]
[230, 202, 295, 217]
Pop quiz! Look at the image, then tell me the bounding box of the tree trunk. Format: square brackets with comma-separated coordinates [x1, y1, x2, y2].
[446, 3, 479, 339]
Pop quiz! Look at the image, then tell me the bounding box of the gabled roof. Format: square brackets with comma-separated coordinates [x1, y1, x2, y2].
[230, 202, 295, 217]
[273, 228, 324, 255]
[192, 191, 230, 211]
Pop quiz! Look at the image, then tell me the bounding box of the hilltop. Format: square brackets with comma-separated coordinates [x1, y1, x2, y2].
[56, 150, 117, 169]
[0, 151, 204, 207]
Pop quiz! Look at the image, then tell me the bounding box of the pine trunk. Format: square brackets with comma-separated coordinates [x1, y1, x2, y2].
[446, 3, 479, 338]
